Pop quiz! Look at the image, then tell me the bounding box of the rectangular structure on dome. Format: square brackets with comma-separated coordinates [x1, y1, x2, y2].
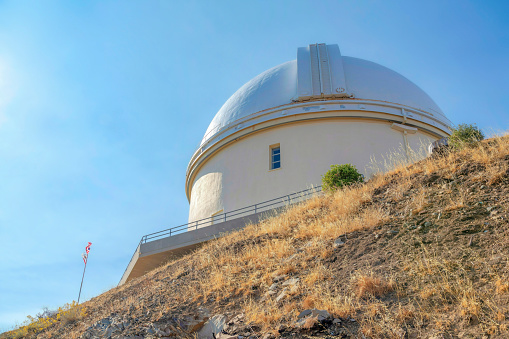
[297, 43, 349, 101]
[297, 46, 313, 100]
[326, 44, 349, 98]
[317, 43, 333, 97]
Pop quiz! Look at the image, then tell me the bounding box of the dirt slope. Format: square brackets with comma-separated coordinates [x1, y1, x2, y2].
[4, 135, 509, 339]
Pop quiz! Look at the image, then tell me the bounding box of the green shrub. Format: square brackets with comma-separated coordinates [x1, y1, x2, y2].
[449, 123, 484, 149]
[321, 164, 363, 191]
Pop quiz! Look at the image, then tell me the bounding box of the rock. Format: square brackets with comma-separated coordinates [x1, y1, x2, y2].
[333, 237, 345, 247]
[297, 308, 330, 320]
[230, 313, 244, 323]
[276, 288, 288, 302]
[333, 318, 341, 324]
[297, 309, 313, 319]
[100, 317, 112, 326]
[216, 334, 237, 339]
[424, 221, 432, 227]
[285, 254, 299, 262]
[282, 277, 300, 286]
[184, 307, 212, 332]
[198, 314, 227, 339]
[311, 309, 330, 319]
[273, 274, 287, 282]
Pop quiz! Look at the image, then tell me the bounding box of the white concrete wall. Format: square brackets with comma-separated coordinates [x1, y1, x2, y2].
[188, 118, 436, 223]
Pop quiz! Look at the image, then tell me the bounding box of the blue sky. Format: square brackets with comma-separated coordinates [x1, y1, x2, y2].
[0, 0, 508, 331]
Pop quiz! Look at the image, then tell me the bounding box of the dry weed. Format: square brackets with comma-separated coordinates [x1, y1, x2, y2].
[301, 295, 316, 309]
[444, 187, 468, 211]
[495, 278, 509, 294]
[353, 273, 395, 299]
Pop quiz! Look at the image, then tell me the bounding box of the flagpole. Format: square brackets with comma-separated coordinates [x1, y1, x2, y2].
[77, 260, 87, 304]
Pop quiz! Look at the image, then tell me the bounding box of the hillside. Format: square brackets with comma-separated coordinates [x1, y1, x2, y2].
[4, 134, 509, 339]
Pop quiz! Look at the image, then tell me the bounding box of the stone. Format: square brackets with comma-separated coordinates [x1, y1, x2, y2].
[216, 334, 236, 339]
[297, 308, 330, 320]
[311, 309, 330, 319]
[297, 309, 313, 319]
[333, 237, 345, 247]
[333, 318, 341, 324]
[273, 274, 287, 282]
[285, 254, 298, 262]
[198, 314, 227, 339]
[227, 313, 244, 325]
[276, 288, 288, 302]
[101, 317, 112, 326]
[282, 277, 300, 286]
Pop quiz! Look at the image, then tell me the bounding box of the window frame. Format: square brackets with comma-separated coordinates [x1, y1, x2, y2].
[269, 144, 281, 171]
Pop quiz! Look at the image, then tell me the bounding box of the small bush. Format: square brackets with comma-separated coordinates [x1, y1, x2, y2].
[321, 164, 363, 192]
[3, 301, 86, 339]
[449, 123, 484, 149]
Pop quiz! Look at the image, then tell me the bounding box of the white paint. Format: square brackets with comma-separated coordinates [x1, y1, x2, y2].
[188, 118, 435, 222]
[188, 172, 223, 226]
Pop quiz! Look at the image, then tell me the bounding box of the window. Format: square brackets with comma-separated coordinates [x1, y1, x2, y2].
[270, 145, 281, 170]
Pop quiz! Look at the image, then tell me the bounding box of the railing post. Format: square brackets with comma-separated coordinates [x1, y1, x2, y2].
[254, 204, 257, 214]
[224, 212, 227, 222]
[196, 221, 198, 230]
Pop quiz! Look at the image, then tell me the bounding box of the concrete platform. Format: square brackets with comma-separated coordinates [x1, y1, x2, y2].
[119, 208, 281, 285]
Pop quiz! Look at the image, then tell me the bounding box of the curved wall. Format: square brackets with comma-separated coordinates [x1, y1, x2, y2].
[188, 117, 439, 223]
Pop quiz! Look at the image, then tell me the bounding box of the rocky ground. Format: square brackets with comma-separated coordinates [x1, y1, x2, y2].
[3, 135, 509, 339]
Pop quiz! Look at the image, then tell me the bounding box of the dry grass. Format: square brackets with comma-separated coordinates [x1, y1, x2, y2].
[352, 273, 395, 299]
[444, 186, 468, 211]
[496, 278, 509, 294]
[7, 133, 509, 339]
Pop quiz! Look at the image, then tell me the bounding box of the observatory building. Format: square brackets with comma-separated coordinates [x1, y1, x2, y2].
[186, 43, 451, 224]
[120, 43, 451, 284]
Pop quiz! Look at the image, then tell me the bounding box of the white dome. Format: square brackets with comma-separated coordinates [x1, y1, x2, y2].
[201, 44, 450, 146]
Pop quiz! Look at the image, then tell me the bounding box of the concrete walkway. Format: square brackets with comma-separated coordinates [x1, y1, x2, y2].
[119, 208, 282, 285]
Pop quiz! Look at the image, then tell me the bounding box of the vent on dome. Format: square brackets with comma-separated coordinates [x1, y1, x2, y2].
[317, 43, 332, 97]
[297, 43, 350, 101]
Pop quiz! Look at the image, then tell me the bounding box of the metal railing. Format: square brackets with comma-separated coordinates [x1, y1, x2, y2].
[120, 185, 322, 283]
[142, 185, 322, 243]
